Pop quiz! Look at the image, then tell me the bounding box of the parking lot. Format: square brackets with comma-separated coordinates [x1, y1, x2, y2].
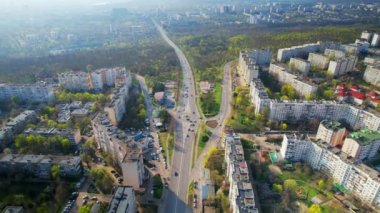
[69, 192, 112, 213]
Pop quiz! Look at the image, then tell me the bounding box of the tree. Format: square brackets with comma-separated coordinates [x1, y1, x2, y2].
[272, 183, 283, 193]
[317, 179, 325, 190]
[284, 179, 297, 191]
[308, 204, 322, 213]
[281, 122, 288, 130]
[79, 205, 91, 213]
[51, 165, 60, 179]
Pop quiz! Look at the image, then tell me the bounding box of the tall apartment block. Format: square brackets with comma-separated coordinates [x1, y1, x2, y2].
[280, 134, 380, 208]
[0, 83, 55, 103]
[238, 49, 271, 85]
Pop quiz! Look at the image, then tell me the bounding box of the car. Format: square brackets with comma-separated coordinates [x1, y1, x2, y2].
[114, 173, 120, 178]
[174, 172, 178, 176]
[82, 195, 89, 200]
[186, 134, 189, 138]
[111, 170, 116, 174]
[82, 199, 88, 205]
[91, 196, 98, 201]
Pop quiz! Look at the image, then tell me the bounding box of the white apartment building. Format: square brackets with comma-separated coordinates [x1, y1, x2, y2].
[269, 63, 318, 97]
[308, 53, 330, 70]
[324, 49, 346, 59]
[280, 135, 380, 208]
[90, 70, 105, 91]
[250, 79, 271, 114]
[104, 81, 129, 126]
[58, 71, 92, 92]
[316, 120, 347, 147]
[341, 129, 380, 162]
[371, 33, 380, 47]
[268, 101, 380, 131]
[238, 50, 271, 85]
[225, 135, 259, 213]
[364, 65, 380, 87]
[277, 41, 340, 62]
[277, 43, 321, 62]
[327, 56, 358, 76]
[107, 186, 136, 213]
[92, 114, 145, 190]
[289, 58, 310, 74]
[0, 83, 55, 103]
[361, 31, 373, 41]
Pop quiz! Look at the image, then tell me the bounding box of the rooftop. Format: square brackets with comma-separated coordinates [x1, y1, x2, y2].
[321, 120, 345, 131]
[349, 129, 380, 145]
[107, 186, 135, 213]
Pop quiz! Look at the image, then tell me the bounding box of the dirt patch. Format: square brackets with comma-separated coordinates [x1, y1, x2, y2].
[206, 120, 218, 128]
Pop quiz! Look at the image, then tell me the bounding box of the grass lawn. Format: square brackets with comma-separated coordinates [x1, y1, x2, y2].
[199, 82, 222, 118]
[197, 123, 212, 158]
[158, 132, 174, 162]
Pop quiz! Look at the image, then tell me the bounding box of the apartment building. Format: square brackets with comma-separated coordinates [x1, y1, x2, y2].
[250, 79, 380, 131]
[308, 53, 330, 70]
[316, 120, 347, 147]
[361, 31, 373, 41]
[90, 70, 105, 91]
[0, 111, 37, 146]
[58, 71, 92, 92]
[0, 154, 82, 179]
[92, 114, 145, 190]
[250, 79, 271, 114]
[327, 56, 358, 76]
[341, 42, 369, 55]
[341, 129, 380, 162]
[268, 101, 380, 131]
[364, 65, 380, 87]
[225, 135, 259, 213]
[104, 81, 129, 126]
[371, 33, 380, 47]
[269, 63, 318, 96]
[277, 43, 321, 62]
[23, 128, 81, 145]
[58, 67, 130, 92]
[280, 135, 380, 208]
[107, 186, 136, 213]
[324, 49, 346, 59]
[0, 83, 55, 103]
[277, 41, 340, 62]
[238, 50, 271, 85]
[289, 58, 310, 74]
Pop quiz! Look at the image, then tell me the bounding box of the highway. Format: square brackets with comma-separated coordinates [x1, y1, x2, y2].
[154, 21, 200, 213]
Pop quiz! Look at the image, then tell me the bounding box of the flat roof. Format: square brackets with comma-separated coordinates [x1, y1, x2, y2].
[321, 120, 345, 131]
[349, 129, 380, 145]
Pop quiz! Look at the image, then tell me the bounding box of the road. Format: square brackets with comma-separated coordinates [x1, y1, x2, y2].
[154, 21, 201, 213]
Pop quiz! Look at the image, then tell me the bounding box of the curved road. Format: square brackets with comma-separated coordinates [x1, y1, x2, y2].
[154, 21, 200, 213]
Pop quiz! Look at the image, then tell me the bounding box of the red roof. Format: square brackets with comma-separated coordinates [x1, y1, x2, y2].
[350, 90, 366, 100]
[351, 84, 360, 90]
[367, 90, 379, 98]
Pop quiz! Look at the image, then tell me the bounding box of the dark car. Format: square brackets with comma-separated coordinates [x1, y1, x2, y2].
[174, 172, 178, 176]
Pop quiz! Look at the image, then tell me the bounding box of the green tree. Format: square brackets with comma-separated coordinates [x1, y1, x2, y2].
[281, 122, 288, 130]
[317, 179, 325, 190]
[51, 165, 60, 179]
[308, 204, 322, 213]
[272, 183, 283, 193]
[284, 179, 297, 191]
[79, 205, 91, 213]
